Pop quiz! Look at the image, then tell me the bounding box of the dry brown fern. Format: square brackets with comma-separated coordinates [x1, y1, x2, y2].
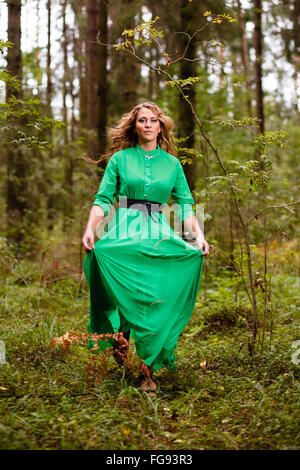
[49, 330, 151, 390]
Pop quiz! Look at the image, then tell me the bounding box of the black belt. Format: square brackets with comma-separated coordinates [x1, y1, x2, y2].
[120, 198, 165, 222]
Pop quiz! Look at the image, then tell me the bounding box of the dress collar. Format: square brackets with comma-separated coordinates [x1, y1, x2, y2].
[135, 143, 160, 157]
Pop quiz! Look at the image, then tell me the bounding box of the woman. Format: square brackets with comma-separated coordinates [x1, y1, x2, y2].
[82, 102, 210, 391]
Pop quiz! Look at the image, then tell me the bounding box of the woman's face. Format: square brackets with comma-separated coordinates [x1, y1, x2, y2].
[135, 107, 161, 145]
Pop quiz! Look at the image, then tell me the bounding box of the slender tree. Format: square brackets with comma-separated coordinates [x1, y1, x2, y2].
[75, 0, 88, 131]
[177, 0, 198, 191]
[253, 0, 269, 352]
[45, 0, 56, 229]
[253, 0, 264, 133]
[109, 0, 140, 116]
[62, 0, 69, 145]
[98, 0, 108, 156]
[70, 25, 77, 143]
[6, 0, 27, 246]
[237, 0, 252, 117]
[86, 0, 100, 159]
[46, 0, 53, 120]
[291, 0, 300, 123]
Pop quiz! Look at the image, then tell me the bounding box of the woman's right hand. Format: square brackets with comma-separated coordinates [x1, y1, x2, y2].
[82, 227, 95, 251]
[196, 235, 210, 255]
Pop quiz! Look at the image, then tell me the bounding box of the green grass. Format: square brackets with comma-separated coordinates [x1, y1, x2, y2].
[0, 265, 299, 450]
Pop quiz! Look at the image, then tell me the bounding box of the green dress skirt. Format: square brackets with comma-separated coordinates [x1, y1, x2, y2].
[83, 143, 204, 372]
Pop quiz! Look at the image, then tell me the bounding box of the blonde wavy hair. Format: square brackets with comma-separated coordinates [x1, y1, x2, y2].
[98, 102, 176, 163]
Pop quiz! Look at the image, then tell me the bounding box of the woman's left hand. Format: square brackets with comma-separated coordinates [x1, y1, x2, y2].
[196, 236, 210, 255]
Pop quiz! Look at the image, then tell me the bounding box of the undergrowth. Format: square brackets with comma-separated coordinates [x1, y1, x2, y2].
[0, 245, 299, 450]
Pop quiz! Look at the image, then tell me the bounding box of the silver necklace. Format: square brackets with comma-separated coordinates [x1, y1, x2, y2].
[136, 146, 160, 159]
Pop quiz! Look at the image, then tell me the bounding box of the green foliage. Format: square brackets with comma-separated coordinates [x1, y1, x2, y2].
[0, 71, 21, 91]
[113, 17, 164, 51]
[0, 97, 64, 149]
[0, 67, 64, 151]
[253, 130, 288, 153]
[164, 77, 203, 88]
[203, 11, 237, 24]
[0, 247, 299, 450]
[207, 116, 260, 129]
[176, 146, 203, 165]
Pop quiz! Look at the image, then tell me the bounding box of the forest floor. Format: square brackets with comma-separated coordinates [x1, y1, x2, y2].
[0, 244, 299, 451]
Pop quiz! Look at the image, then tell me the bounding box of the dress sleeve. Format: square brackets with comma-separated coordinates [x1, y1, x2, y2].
[92, 154, 118, 216]
[171, 159, 195, 222]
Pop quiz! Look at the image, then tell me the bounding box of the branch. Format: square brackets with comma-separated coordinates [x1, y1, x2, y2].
[247, 200, 300, 227]
[171, 24, 211, 64]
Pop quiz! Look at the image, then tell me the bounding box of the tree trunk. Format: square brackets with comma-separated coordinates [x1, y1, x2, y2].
[237, 0, 252, 117]
[62, 0, 69, 145]
[177, 0, 197, 191]
[62, 0, 73, 230]
[253, 0, 264, 134]
[109, 0, 140, 115]
[121, 1, 139, 112]
[70, 26, 76, 143]
[71, 0, 87, 130]
[76, 0, 88, 131]
[46, 0, 53, 119]
[6, 0, 27, 246]
[292, 0, 300, 124]
[148, 46, 154, 100]
[98, 0, 108, 156]
[254, 0, 268, 354]
[218, 46, 225, 89]
[46, 0, 55, 229]
[86, 0, 100, 159]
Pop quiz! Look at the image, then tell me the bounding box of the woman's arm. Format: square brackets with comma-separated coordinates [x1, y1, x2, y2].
[171, 160, 209, 255]
[184, 214, 210, 255]
[82, 154, 119, 251]
[82, 205, 105, 251]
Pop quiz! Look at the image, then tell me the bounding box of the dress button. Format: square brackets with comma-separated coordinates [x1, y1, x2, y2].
[146, 164, 149, 167]
[146, 184, 149, 186]
[146, 174, 150, 176]
[143, 194, 146, 198]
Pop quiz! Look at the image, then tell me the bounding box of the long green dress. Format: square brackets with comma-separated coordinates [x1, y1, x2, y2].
[83, 143, 204, 372]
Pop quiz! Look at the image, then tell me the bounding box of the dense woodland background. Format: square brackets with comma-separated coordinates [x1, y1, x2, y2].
[2, 0, 299, 249]
[0, 0, 299, 450]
